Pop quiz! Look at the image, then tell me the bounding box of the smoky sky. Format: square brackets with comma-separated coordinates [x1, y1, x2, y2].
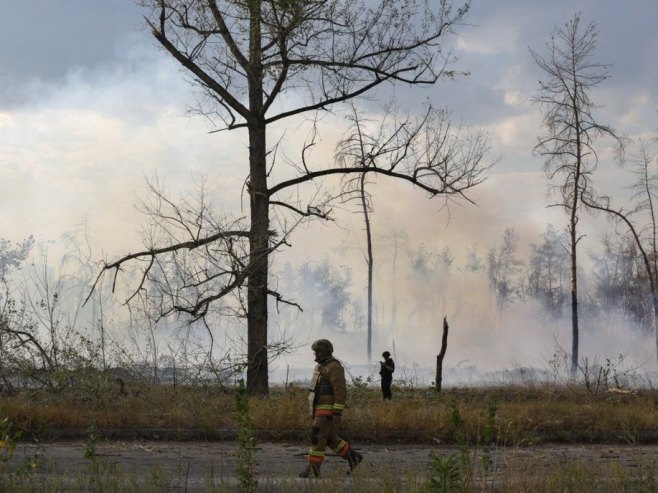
[0, 1, 146, 107]
[1, 0, 658, 377]
[2, 0, 657, 252]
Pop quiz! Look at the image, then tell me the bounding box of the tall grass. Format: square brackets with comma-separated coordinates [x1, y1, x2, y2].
[3, 383, 658, 444]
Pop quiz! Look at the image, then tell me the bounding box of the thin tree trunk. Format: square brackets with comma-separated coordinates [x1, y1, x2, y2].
[570, 288, 579, 375]
[390, 234, 398, 329]
[652, 293, 658, 363]
[360, 173, 373, 364]
[569, 67, 582, 377]
[570, 223, 579, 376]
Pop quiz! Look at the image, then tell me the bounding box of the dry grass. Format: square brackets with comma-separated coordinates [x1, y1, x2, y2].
[5, 379, 658, 491]
[3, 381, 658, 445]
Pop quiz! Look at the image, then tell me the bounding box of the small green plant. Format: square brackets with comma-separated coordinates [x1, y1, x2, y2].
[84, 422, 99, 460]
[426, 395, 499, 492]
[235, 378, 258, 493]
[349, 374, 374, 400]
[350, 374, 372, 389]
[449, 398, 469, 471]
[0, 416, 19, 464]
[427, 451, 463, 493]
[424, 398, 472, 492]
[0, 405, 41, 481]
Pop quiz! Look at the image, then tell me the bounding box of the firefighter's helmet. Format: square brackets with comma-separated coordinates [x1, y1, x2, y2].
[311, 339, 334, 355]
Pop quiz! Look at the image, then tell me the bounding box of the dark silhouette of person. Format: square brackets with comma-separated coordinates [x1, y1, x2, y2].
[379, 351, 395, 400]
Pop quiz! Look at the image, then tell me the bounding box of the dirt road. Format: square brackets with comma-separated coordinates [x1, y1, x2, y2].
[6, 440, 658, 491]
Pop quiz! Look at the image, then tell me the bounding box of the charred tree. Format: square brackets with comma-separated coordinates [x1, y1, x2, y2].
[530, 14, 622, 376]
[435, 316, 449, 392]
[90, 0, 495, 395]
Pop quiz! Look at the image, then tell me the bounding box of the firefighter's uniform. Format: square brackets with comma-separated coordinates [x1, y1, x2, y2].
[300, 339, 362, 478]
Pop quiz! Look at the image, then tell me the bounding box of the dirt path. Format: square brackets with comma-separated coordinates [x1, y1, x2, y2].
[6, 440, 658, 491]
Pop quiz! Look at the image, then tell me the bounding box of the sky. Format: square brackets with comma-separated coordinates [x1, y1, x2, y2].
[1, 0, 658, 381]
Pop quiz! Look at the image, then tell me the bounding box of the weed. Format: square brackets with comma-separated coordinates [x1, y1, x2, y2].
[448, 398, 469, 471]
[427, 451, 463, 492]
[426, 394, 499, 492]
[235, 378, 258, 493]
[85, 421, 99, 460]
[424, 398, 473, 492]
[349, 374, 375, 401]
[0, 404, 42, 482]
[0, 413, 19, 466]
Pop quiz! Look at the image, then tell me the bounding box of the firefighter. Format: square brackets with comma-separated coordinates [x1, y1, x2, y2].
[299, 338, 363, 478]
[379, 350, 395, 400]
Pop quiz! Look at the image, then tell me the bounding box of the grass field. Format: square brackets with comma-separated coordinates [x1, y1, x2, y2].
[2, 378, 658, 491]
[3, 380, 658, 444]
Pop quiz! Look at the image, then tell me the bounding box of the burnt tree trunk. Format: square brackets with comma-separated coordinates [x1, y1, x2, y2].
[435, 316, 449, 392]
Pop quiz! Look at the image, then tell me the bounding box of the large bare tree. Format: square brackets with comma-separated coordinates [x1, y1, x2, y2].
[531, 13, 622, 376]
[93, 0, 494, 395]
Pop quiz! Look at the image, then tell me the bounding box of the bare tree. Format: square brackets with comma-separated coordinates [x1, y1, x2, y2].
[530, 13, 622, 376]
[590, 234, 649, 327]
[334, 105, 376, 363]
[527, 224, 569, 318]
[487, 227, 523, 310]
[582, 138, 658, 361]
[92, 0, 494, 395]
[0, 237, 35, 391]
[337, 106, 490, 351]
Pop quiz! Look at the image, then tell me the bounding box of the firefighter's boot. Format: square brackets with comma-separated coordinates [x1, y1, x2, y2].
[346, 449, 363, 474]
[298, 462, 321, 478]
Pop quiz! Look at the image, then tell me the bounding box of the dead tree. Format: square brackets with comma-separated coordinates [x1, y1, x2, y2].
[337, 105, 491, 365]
[435, 316, 449, 392]
[93, 0, 493, 395]
[530, 14, 623, 376]
[581, 140, 658, 362]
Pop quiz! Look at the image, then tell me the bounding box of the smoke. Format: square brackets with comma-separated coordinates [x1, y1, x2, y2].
[3, 0, 657, 389]
[268, 222, 658, 387]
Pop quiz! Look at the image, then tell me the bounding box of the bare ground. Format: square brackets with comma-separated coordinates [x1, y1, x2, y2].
[5, 440, 658, 491]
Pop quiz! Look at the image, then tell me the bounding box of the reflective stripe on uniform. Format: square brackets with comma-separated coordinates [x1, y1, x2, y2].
[314, 404, 334, 416]
[308, 450, 325, 463]
[333, 440, 350, 457]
